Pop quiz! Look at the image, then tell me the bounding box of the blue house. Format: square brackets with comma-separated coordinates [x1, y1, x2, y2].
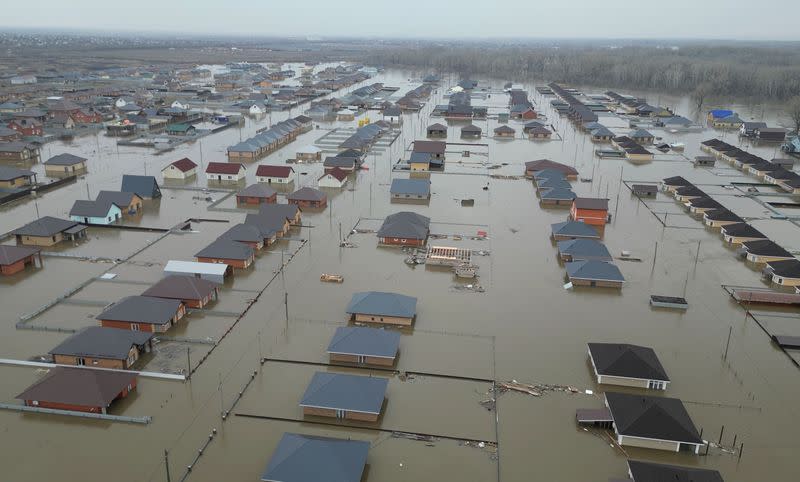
[69, 200, 122, 225]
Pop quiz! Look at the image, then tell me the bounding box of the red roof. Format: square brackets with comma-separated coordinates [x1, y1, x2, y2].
[206, 162, 244, 175]
[170, 157, 197, 172]
[324, 167, 348, 182]
[256, 165, 294, 178]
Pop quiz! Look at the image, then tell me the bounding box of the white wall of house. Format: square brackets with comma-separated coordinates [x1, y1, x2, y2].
[257, 176, 292, 184]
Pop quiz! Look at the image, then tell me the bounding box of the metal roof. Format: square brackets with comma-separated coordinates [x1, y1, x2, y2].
[49, 326, 153, 360]
[69, 200, 119, 218]
[0, 244, 40, 265]
[377, 211, 430, 239]
[390, 178, 430, 196]
[346, 291, 417, 318]
[588, 343, 669, 381]
[142, 275, 218, 300]
[44, 153, 87, 166]
[12, 216, 79, 237]
[627, 460, 723, 482]
[164, 260, 228, 276]
[327, 326, 401, 359]
[96, 296, 183, 325]
[299, 372, 388, 414]
[121, 175, 161, 198]
[557, 239, 612, 261]
[551, 221, 599, 238]
[606, 392, 701, 444]
[260, 433, 369, 482]
[16, 366, 137, 408]
[565, 260, 624, 282]
[195, 239, 254, 260]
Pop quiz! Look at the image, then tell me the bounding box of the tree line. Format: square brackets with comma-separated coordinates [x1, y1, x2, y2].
[366, 44, 800, 101]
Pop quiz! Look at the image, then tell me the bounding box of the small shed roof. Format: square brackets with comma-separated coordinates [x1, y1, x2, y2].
[327, 326, 401, 359]
[260, 433, 369, 482]
[16, 366, 137, 408]
[300, 372, 388, 414]
[346, 291, 417, 318]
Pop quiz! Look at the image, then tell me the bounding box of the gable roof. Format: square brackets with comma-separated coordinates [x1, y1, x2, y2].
[44, 153, 87, 166]
[540, 187, 576, 201]
[704, 209, 743, 222]
[0, 244, 40, 265]
[346, 291, 417, 318]
[96, 190, 141, 207]
[378, 210, 430, 238]
[565, 260, 624, 282]
[662, 176, 691, 187]
[16, 366, 137, 408]
[390, 178, 431, 196]
[206, 162, 244, 175]
[550, 221, 599, 238]
[96, 295, 182, 325]
[0, 166, 35, 181]
[69, 200, 119, 218]
[327, 326, 401, 359]
[766, 259, 800, 278]
[627, 460, 724, 482]
[168, 157, 197, 172]
[721, 223, 765, 238]
[49, 326, 153, 360]
[121, 175, 161, 198]
[588, 343, 669, 381]
[256, 165, 294, 178]
[299, 372, 388, 414]
[260, 433, 369, 482]
[142, 275, 218, 301]
[12, 216, 78, 237]
[195, 239, 254, 260]
[742, 240, 793, 257]
[606, 392, 702, 444]
[321, 167, 348, 182]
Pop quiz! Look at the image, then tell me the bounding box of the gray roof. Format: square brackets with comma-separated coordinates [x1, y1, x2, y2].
[557, 239, 612, 261]
[12, 216, 78, 237]
[390, 178, 430, 196]
[537, 178, 572, 191]
[539, 187, 576, 201]
[408, 151, 432, 164]
[377, 211, 430, 239]
[0, 244, 40, 265]
[121, 175, 161, 198]
[0, 166, 35, 181]
[565, 260, 624, 282]
[327, 326, 401, 359]
[49, 326, 153, 360]
[628, 460, 723, 482]
[606, 392, 701, 444]
[44, 153, 87, 166]
[261, 433, 369, 482]
[142, 275, 219, 300]
[288, 187, 326, 202]
[96, 295, 182, 325]
[300, 372, 388, 414]
[551, 221, 600, 238]
[195, 239, 254, 260]
[323, 157, 355, 169]
[588, 343, 669, 381]
[629, 129, 653, 138]
[69, 200, 119, 218]
[219, 223, 264, 244]
[346, 291, 417, 318]
[96, 190, 140, 207]
[533, 168, 567, 181]
[238, 184, 277, 198]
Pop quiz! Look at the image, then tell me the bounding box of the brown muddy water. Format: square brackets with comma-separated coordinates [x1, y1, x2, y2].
[1, 68, 799, 482]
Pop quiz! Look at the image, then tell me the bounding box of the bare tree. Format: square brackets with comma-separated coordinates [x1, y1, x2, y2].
[692, 82, 713, 111]
[787, 96, 800, 134]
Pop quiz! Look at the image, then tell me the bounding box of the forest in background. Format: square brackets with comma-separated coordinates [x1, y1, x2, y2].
[367, 44, 800, 101]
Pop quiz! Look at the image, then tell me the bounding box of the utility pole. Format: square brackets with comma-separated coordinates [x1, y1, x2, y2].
[164, 449, 171, 482]
[186, 347, 191, 379]
[724, 326, 733, 360]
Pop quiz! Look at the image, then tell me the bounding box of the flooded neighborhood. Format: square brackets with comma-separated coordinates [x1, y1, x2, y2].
[1, 16, 800, 482]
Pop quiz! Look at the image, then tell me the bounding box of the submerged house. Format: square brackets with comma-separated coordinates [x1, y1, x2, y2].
[587, 343, 669, 390]
[236, 184, 277, 205]
[0, 245, 42, 276]
[721, 223, 767, 245]
[206, 162, 246, 182]
[121, 175, 161, 199]
[524, 159, 578, 180]
[260, 434, 369, 482]
[219, 223, 266, 250]
[161, 158, 198, 180]
[256, 165, 294, 184]
[96, 191, 143, 216]
[16, 366, 138, 415]
[69, 200, 122, 225]
[377, 211, 430, 246]
[49, 326, 154, 370]
[703, 208, 743, 228]
[288, 187, 327, 208]
[557, 239, 612, 262]
[741, 240, 794, 264]
[346, 291, 417, 326]
[605, 392, 703, 453]
[570, 198, 609, 226]
[318, 167, 348, 188]
[390, 178, 431, 200]
[550, 221, 600, 241]
[44, 153, 88, 176]
[12, 216, 87, 246]
[195, 239, 255, 270]
[427, 123, 447, 138]
[764, 259, 800, 287]
[97, 295, 185, 333]
[626, 460, 724, 482]
[299, 372, 388, 422]
[327, 326, 401, 367]
[565, 260, 624, 288]
[141, 275, 219, 309]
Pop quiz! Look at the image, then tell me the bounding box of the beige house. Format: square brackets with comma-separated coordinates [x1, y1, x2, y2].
[44, 153, 87, 176]
[162, 158, 198, 180]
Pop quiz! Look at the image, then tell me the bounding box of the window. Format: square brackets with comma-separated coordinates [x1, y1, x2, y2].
[77, 357, 86, 366]
[131, 323, 140, 331]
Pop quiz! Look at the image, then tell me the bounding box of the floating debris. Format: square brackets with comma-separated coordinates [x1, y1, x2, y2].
[479, 398, 496, 411]
[452, 284, 485, 293]
[492, 380, 583, 398]
[391, 432, 437, 443]
[320, 274, 344, 283]
[339, 241, 357, 248]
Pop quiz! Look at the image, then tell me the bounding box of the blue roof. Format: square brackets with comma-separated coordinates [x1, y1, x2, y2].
[327, 326, 401, 359]
[565, 260, 624, 282]
[551, 221, 599, 238]
[261, 433, 369, 482]
[300, 372, 388, 414]
[533, 169, 567, 181]
[557, 239, 612, 260]
[390, 178, 430, 196]
[540, 187, 576, 200]
[537, 178, 572, 191]
[408, 152, 431, 164]
[121, 175, 161, 198]
[346, 291, 417, 318]
[709, 109, 733, 119]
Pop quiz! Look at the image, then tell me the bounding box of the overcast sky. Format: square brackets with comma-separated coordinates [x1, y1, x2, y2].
[2, 0, 798, 41]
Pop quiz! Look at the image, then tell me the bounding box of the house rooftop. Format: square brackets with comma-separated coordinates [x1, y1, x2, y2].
[412, 140, 446, 154]
[256, 165, 294, 177]
[96, 295, 183, 325]
[574, 197, 609, 210]
[69, 199, 118, 218]
[557, 239, 612, 261]
[606, 392, 702, 444]
[12, 216, 78, 237]
[627, 460, 724, 482]
[44, 153, 87, 166]
[721, 223, 765, 238]
[588, 343, 669, 381]
[390, 178, 430, 196]
[0, 244, 40, 265]
[238, 184, 277, 198]
[551, 221, 600, 238]
[327, 326, 401, 359]
[206, 162, 244, 175]
[16, 366, 137, 408]
[168, 157, 197, 172]
[300, 372, 388, 414]
[260, 433, 369, 482]
[219, 223, 265, 244]
[142, 275, 218, 301]
[742, 240, 793, 257]
[49, 326, 154, 360]
[321, 167, 348, 182]
[766, 259, 800, 278]
[289, 187, 327, 202]
[195, 239, 254, 261]
[566, 260, 624, 282]
[377, 211, 430, 239]
[346, 291, 417, 318]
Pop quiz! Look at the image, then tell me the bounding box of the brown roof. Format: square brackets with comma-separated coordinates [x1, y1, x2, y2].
[170, 157, 197, 172]
[413, 140, 446, 154]
[206, 162, 244, 175]
[256, 165, 294, 178]
[574, 197, 609, 210]
[289, 187, 327, 202]
[323, 167, 348, 182]
[237, 183, 277, 198]
[16, 366, 137, 408]
[0, 244, 40, 265]
[524, 159, 578, 176]
[141, 275, 218, 301]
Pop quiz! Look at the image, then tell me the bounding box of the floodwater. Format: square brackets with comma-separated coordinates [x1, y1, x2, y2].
[1, 67, 799, 482]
